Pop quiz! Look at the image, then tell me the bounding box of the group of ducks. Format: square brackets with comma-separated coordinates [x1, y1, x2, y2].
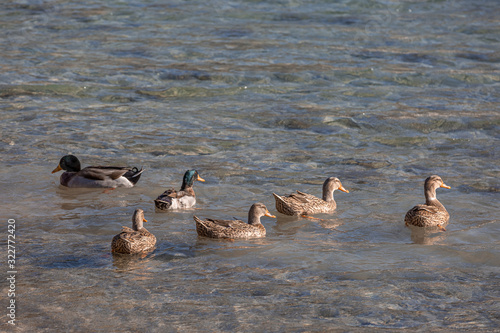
[52, 155, 451, 254]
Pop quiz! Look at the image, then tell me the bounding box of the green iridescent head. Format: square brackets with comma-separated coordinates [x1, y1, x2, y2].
[52, 155, 81, 173]
[181, 170, 205, 189]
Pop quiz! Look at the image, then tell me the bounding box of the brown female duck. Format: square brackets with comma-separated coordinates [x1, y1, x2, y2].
[111, 209, 156, 254]
[194, 203, 275, 239]
[273, 177, 349, 217]
[404, 175, 451, 231]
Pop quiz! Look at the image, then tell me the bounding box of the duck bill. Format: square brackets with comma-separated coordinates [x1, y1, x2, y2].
[196, 175, 205, 182]
[440, 183, 451, 189]
[51, 164, 63, 174]
[338, 185, 349, 193]
[143, 218, 148, 223]
[265, 210, 276, 218]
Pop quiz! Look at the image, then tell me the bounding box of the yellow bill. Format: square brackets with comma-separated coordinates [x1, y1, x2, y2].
[52, 164, 63, 173]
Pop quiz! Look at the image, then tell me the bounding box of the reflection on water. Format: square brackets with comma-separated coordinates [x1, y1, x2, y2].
[2, 0, 499, 331]
[112, 253, 155, 272]
[407, 225, 447, 245]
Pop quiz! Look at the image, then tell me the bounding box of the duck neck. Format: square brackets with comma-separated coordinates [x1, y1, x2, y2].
[425, 187, 441, 206]
[322, 189, 335, 203]
[132, 217, 144, 231]
[180, 171, 195, 192]
[180, 185, 195, 196]
[61, 172, 75, 184]
[248, 210, 262, 226]
[180, 181, 190, 191]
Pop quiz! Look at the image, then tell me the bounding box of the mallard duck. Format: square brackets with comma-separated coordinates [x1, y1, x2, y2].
[273, 177, 349, 217]
[405, 175, 451, 231]
[194, 203, 276, 239]
[154, 170, 205, 210]
[111, 208, 156, 254]
[52, 155, 144, 188]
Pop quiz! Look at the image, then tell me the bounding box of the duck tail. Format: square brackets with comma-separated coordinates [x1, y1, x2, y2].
[193, 215, 208, 231]
[273, 192, 292, 215]
[154, 192, 173, 210]
[272, 192, 287, 205]
[124, 167, 144, 185]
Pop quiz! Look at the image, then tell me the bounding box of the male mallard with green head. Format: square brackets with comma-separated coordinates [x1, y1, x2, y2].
[52, 155, 144, 188]
[111, 209, 156, 254]
[194, 203, 275, 239]
[273, 176, 349, 217]
[405, 175, 451, 231]
[154, 170, 205, 210]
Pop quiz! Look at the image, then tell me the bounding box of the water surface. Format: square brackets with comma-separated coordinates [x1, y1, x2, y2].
[1, 0, 499, 331]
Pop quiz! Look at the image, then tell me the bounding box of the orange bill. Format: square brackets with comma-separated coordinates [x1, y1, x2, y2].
[143, 218, 148, 223]
[196, 175, 206, 182]
[440, 182, 451, 189]
[265, 210, 276, 218]
[338, 185, 349, 193]
[51, 164, 63, 173]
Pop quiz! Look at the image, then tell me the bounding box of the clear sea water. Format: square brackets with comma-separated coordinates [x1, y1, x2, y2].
[1, 0, 499, 331]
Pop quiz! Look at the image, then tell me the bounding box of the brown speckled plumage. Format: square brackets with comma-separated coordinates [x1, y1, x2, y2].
[194, 203, 275, 239]
[405, 175, 451, 230]
[273, 177, 349, 216]
[111, 209, 156, 254]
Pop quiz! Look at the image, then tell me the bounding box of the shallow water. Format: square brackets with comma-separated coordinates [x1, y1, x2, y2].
[1, 0, 499, 331]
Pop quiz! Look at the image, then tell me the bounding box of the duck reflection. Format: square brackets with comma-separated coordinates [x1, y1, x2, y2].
[273, 214, 343, 235]
[111, 252, 155, 272]
[407, 225, 446, 245]
[318, 218, 343, 230]
[272, 215, 311, 236]
[55, 186, 137, 211]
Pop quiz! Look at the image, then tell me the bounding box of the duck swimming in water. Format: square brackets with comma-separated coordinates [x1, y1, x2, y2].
[404, 175, 451, 231]
[273, 176, 349, 217]
[194, 203, 275, 239]
[154, 170, 205, 210]
[52, 155, 144, 188]
[111, 208, 156, 254]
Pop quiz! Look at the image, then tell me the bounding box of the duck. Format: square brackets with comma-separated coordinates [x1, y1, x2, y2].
[273, 176, 349, 217]
[154, 170, 205, 210]
[405, 175, 451, 231]
[194, 203, 276, 239]
[111, 208, 156, 254]
[52, 155, 144, 188]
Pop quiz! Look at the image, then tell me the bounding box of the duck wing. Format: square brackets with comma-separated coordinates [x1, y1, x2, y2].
[410, 204, 440, 215]
[290, 190, 317, 203]
[154, 189, 179, 210]
[79, 166, 129, 180]
[206, 218, 245, 228]
[116, 226, 141, 242]
[157, 189, 177, 198]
